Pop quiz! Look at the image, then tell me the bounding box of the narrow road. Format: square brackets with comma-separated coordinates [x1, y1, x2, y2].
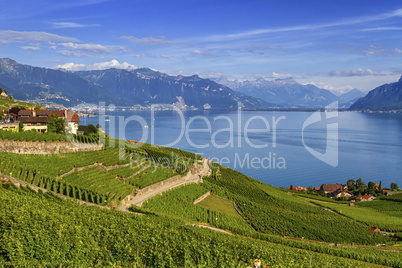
[118, 158, 211, 210]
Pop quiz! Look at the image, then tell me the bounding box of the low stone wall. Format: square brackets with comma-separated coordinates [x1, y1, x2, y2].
[193, 191, 211, 205]
[137, 175, 183, 195]
[0, 140, 103, 154]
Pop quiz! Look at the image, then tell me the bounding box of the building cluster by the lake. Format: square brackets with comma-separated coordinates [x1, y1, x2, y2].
[0, 108, 80, 135]
[287, 181, 393, 202]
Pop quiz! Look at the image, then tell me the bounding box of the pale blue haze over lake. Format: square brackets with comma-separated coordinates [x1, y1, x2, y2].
[81, 111, 402, 188]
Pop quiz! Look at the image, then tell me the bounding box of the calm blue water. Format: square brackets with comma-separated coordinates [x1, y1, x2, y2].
[81, 110, 402, 188]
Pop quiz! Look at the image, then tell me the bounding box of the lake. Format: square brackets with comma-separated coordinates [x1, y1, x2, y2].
[81, 109, 402, 188]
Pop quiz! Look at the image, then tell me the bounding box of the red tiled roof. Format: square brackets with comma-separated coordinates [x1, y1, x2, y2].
[356, 195, 373, 201]
[17, 110, 50, 123]
[320, 184, 344, 193]
[50, 110, 80, 122]
[18, 110, 49, 115]
[19, 116, 50, 123]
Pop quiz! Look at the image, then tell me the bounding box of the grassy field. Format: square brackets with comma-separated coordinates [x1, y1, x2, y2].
[309, 199, 402, 232]
[197, 194, 241, 218]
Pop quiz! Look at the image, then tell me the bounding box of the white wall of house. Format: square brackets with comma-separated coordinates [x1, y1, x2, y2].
[66, 121, 79, 135]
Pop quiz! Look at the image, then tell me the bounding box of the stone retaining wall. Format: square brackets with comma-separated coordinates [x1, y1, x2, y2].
[137, 175, 183, 195]
[0, 140, 102, 154]
[193, 191, 211, 204]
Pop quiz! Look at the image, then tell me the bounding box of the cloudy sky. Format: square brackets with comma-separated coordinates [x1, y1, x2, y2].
[1, 0, 402, 91]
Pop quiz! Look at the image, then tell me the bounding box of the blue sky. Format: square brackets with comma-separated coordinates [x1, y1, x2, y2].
[1, 0, 402, 91]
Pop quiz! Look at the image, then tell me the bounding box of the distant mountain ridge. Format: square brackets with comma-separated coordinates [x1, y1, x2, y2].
[350, 77, 402, 111]
[0, 58, 269, 110]
[215, 76, 341, 108]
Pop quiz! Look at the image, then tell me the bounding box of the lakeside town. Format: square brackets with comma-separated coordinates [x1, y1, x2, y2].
[287, 180, 401, 202]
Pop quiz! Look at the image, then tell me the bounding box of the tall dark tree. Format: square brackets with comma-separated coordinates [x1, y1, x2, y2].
[367, 181, 376, 195]
[347, 179, 355, 191]
[48, 114, 65, 134]
[356, 178, 366, 191]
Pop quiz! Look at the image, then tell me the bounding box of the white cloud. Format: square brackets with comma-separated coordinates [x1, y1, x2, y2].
[54, 59, 136, 71]
[20, 46, 40, 51]
[305, 81, 354, 92]
[0, 30, 77, 44]
[203, 8, 402, 42]
[59, 42, 128, 53]
[192, 50, 211, 56]
[58, 50, 89, 58]
[120, 36, 172, 45]
[51, 22, 100, 29]
[362, 26, 402, 31]
[151, 54, 176, 60]
[271, 72, 292, 79]
[327, 69, 384, 77]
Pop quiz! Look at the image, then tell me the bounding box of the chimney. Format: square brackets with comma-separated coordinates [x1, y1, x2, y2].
[32, 109, 36, 117]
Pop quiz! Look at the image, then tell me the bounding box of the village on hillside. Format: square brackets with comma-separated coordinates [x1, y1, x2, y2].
[287, 180, 401, 203]
[0, 107, 80, 135]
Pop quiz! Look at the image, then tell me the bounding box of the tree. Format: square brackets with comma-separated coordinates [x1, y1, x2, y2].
[78, 124, 98, 135]
[356, 178, 366, 191]
[47, 115, 65, 134]
[347, 179, 355, 191]
[390, 183, 399, 191]
[367, 181, 376, 195]
[18, 121, 24, 132]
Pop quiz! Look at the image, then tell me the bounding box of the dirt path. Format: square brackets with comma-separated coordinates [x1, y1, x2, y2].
[118, 158, 211, 210]
[190, 224, 233, 235]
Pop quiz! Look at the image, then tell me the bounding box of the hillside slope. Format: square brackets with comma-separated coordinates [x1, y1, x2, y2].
[0, 137, 400, 267]
[350, 77, 402, 111]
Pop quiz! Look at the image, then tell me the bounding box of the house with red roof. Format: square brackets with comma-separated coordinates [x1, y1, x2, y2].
[18, 109, 50, 133]
[319, 184, 347, 194]
[355, 194, 375, 202]
[49, 110, 80, 135]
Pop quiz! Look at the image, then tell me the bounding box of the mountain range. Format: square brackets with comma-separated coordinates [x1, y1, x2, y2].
[0, 58, 268, 110]
[7, 57, 401, 111]
[350, 76, 402, 111]
[214, 76, 365, 108]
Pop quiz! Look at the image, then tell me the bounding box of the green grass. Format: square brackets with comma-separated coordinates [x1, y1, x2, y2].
[203, 166, 392, 245]
[1, 140, 402, 267]
[0, 98, 40, 110]
[197, 193, 242, 218]
[2, 183, 396, 267]
[310, 199, 402, 232]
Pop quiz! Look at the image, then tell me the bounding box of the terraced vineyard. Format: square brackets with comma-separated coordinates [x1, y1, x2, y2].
[0, 140, 401, 267]
[2, 184, 399, 267]
[309, 199, 402, 232]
